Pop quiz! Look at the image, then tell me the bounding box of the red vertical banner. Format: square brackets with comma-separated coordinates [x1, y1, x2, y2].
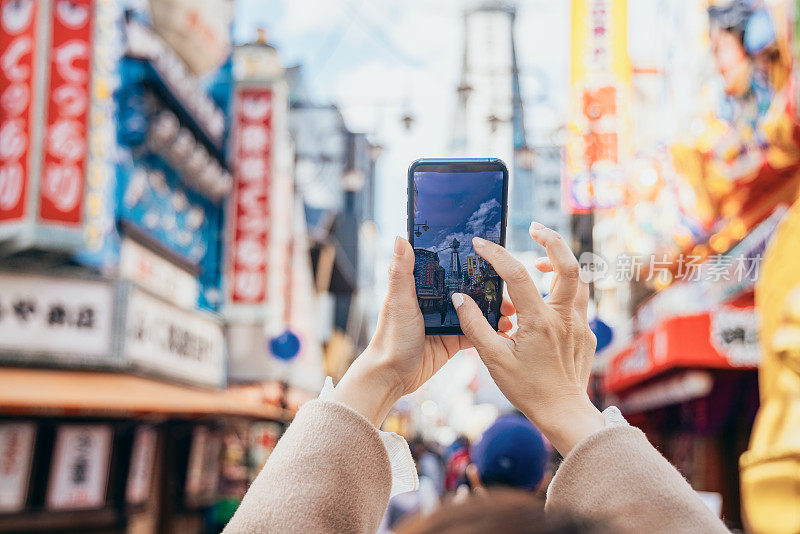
[0, 0, 38, 223]
[39, 0, 93, 226]
[228, 87, 272, 304]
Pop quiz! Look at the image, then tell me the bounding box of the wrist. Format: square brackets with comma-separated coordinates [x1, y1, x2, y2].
[526, 394, 605, 457]
[331, 350, 403, 427]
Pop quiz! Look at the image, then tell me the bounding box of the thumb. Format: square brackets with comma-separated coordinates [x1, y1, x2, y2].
[386, 237, 417, 305]
[452, 293, 501, 353]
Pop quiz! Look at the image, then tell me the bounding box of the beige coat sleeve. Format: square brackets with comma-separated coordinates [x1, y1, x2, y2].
[223, 399, 392, 534]
[545, 424, 729, 533]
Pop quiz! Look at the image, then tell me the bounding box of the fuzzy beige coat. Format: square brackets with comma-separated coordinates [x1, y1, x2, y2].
[224, 400, 728, 533]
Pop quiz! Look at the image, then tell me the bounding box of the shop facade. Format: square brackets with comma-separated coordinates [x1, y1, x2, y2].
[0, 2, 295, 532]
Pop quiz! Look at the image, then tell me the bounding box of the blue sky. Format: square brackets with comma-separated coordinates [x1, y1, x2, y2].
[414, 171, 503, 267]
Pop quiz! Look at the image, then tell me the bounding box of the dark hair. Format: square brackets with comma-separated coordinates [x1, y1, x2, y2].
[395, 489, 606, 534]
[708, 1, 755, 43]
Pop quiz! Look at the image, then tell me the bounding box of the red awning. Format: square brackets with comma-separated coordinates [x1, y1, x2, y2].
[604, 305, 759, 394]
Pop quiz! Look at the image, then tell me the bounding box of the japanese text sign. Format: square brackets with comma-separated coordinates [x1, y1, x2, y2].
[0, 272, 115, 362]
[227, 87, 272, 304]
[0, 0, 38, 223]
[39, 0, 94, 226]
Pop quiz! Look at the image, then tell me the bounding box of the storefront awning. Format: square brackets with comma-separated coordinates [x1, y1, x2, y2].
[617, 371, 714, 414]
[604, 306, 760, 394]
[0, 368, 292, 420]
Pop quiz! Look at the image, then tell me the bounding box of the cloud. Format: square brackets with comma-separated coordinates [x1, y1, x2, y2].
[466, 198, 500, 237]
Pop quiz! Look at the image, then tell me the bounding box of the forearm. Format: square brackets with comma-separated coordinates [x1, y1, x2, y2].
[224, 400, 393, 534]
[545, 423, 728, 533]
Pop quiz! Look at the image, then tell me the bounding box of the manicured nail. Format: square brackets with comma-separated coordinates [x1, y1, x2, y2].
[452, 293, 464, 308]
[530, 221, 545, 231]
[394, 236, 405, 257]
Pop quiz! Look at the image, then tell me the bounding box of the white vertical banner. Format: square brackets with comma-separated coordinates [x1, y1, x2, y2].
[47, 424, 113, 510]
[126, 425, 158, 505]
[0, 422, 36, 512]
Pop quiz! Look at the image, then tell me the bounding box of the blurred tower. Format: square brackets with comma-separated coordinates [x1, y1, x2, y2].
[452, 2, 568, 254]
[451, 2, 515, 165]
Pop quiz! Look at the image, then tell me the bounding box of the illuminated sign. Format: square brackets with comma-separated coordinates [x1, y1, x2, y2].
[0, 0, 37, 225]
[227, 87, 272, 305]
[39, 0, 94, 226]
[565, 0, 631, 213]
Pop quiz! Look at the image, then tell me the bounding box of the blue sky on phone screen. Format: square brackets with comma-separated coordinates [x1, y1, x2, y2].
[413, 171, 502, 266]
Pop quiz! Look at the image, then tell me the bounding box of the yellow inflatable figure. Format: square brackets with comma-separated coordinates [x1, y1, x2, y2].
[741, 198, 800, 533]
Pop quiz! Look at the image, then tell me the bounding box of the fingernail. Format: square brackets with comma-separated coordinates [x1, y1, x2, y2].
[394, 236, 405, 257]
[530, 221, 544, 231]
[452, 293, 464, 308]
[472, 236, 486, 248]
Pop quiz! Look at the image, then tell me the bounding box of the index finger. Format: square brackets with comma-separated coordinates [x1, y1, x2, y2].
[529, 222, 580, 308]
[471, 237, 545, 316]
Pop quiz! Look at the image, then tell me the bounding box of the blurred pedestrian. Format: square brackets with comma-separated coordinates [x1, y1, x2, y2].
[411, 439, 445, 496]
[465, 413, 547, 493]
[377, 439, 442, 532]
[444, 436, 470, 492]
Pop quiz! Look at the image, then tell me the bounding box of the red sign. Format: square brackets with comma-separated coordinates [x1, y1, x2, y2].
[39, 0, 93, 226]
[228, 88, 272, 304]
[604, 307, 760, 394]
[0, 0, 38, 222]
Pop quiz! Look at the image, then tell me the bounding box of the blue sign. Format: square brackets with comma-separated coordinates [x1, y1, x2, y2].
[590, 318, 613, 353]
[269, 330, 301, 361]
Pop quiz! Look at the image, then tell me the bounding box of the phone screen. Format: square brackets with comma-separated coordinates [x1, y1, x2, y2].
[410, 168, 505, 332]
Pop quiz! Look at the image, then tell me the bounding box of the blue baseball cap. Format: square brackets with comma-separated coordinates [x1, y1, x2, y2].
[471, 413, 547, 491]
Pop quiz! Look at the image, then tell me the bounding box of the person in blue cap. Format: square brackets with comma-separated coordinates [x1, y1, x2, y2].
[467, 413, 548, 492]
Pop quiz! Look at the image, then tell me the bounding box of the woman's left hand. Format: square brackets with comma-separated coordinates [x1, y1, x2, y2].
[332, 237, 473, 426]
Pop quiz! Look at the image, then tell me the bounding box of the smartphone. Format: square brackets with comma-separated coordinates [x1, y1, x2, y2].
[407, 158, 509, 335]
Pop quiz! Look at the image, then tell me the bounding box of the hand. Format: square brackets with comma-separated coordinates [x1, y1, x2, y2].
[452, 222, 603, 456]
[333, 237, 470, 426]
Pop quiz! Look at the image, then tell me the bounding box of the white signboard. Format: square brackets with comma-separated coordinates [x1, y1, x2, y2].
[126, 425, 158, 505]
[47, 425, 113, 510]
[710, 307, 761, 367]
[148, 0, 233, 76]
[0, 422, 36, 512]
[0, 273, 115, 361]
[124, 286, 225, 387]
[120, 238, 199, 309]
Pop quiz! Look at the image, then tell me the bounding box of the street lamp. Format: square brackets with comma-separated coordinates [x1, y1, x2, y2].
[487, 113, 503, 133]
[515, 145, 536, 171]
[368, 143, 384, 162]
[401, 112, 415, 130]
[413, 221, 430, 237]
[456, 81, 473, 102]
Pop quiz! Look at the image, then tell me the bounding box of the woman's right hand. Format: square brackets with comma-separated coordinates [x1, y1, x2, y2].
[452, 222, 604, 456]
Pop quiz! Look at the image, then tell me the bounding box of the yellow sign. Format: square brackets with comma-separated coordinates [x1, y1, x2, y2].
[566, 0, 631, 212]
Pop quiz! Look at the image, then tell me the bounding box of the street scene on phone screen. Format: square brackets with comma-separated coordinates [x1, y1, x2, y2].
[411, 171, 503, 328]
